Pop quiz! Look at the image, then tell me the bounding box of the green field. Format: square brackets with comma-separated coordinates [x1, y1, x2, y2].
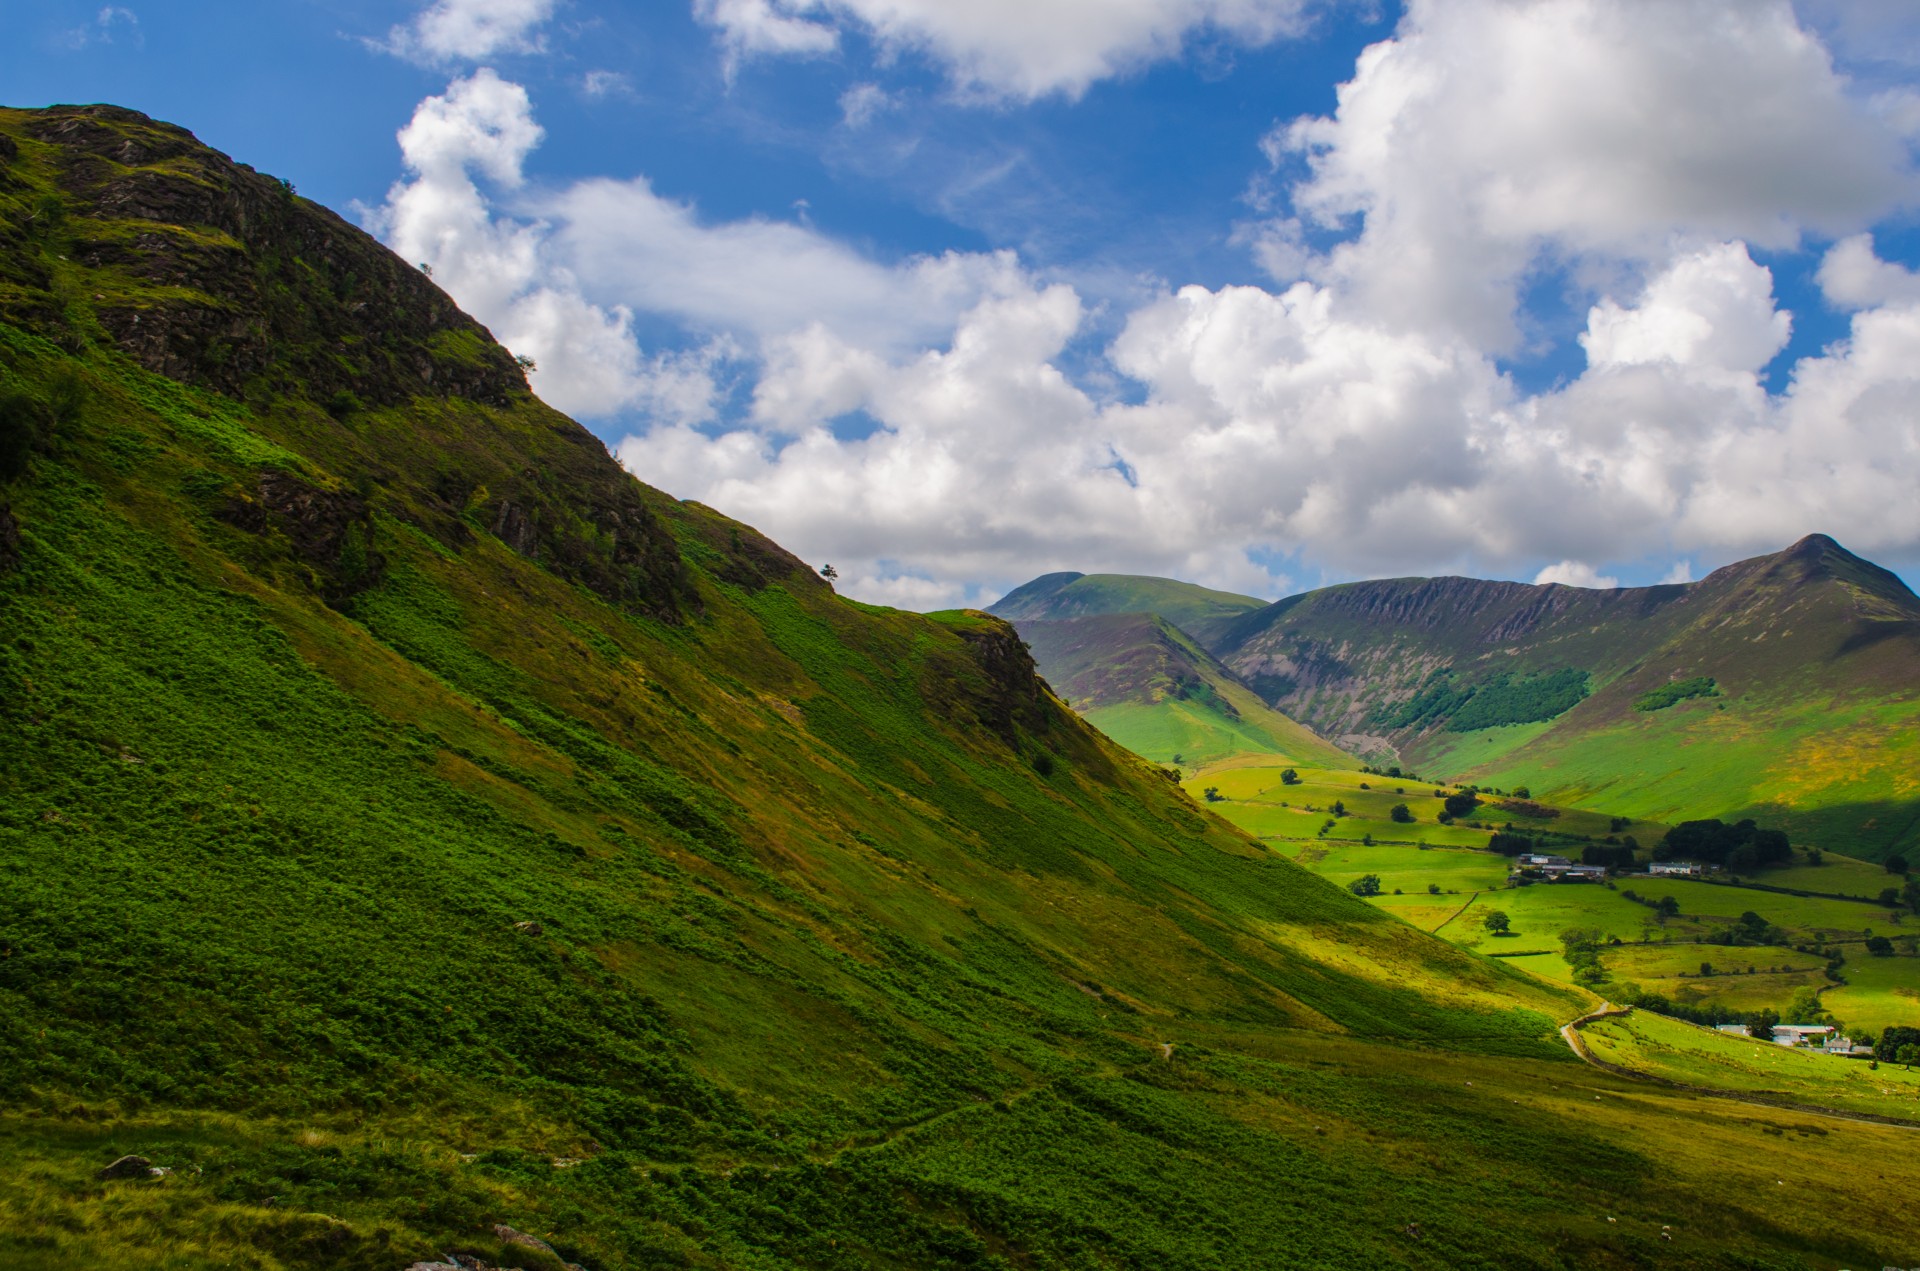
[1193, 753, 1920, 1032]
[1186, 758, 1666, 854]
[1824, 952, 1920, 1035]
[1600, 944, 1831, 1014]
[1581, 1010, 1920, 1122]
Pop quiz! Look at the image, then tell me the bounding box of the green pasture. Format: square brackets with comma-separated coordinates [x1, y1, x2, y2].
[1190, 759, 1666, 851]
[1824, 952, 1920, 1036]
[1604, 942, 1829, 981]
[1581, 1009, 1920, 1123]
[1418, 720, 1556, 780]
[1447, 886, 1657, 949]
[1492, 951, 1579, 985]
[1761, 851, 1906, 898]
[1622, 877, 1893, 937]
[1090, 695, 1346, 772]
[1274, 841, 1507, 896]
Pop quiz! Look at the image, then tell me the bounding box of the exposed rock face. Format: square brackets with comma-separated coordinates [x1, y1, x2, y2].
[943, 617, 1054, 748]
[3, 103, 701, 626]
[24, 106, 526, 407]
[217, 472, 384, 603]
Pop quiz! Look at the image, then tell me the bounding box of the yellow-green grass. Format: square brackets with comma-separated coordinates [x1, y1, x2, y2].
[1494, 951, 1580, 984]
[1581, 1009, 1920, 1122]
[1762, 850, 1908, 898]
[1624, 877, 1892, 937]
[18, 1026, 1920, 1271]
[1824, 952, 1920, 1036]
[1446, 887, 1659, 949]
[1462, 693, 1920, 860]
[1598, 941, 1831, 1015]
[1417, 719, 1558, 778]
[1604, 941, 1828, 981]
[1190, 758, 1667, 845]
[1273, 841, 1509, 897]
[1084, 696, 1342, 771]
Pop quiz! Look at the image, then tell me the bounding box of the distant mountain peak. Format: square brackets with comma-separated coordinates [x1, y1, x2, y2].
[1706, 533, 1917, 607]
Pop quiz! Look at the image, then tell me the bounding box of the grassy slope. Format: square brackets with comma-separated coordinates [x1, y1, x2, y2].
[6, 104, 1920, 1271]
[1017, 613, 1351, 769]
[1581, 1011, 1920, 1122]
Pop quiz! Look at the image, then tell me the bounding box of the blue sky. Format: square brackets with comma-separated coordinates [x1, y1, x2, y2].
[10, 0, 1920, 605]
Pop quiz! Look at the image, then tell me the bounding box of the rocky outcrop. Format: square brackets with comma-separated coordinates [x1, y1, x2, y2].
[925, 616, 1055, 750]
[24, 106, 527, 408]
[218, 471, 383, 603]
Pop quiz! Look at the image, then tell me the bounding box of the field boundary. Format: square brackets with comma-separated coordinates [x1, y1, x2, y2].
[1560, 1007, 1920, 1131]
[1430, 890, 1483, 934]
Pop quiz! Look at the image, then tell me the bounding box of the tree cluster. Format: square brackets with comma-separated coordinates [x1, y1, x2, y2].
[1488, 833, 1535, 857]
[1581, 843, 1635, 868]
[1876, 1026, 1920, 1063]
[1657, 818, 1791, 870]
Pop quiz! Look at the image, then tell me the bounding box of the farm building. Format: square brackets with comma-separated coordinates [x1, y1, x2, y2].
[1649, 860, 1707, 877]
[1714, 1023, 1840, 1049]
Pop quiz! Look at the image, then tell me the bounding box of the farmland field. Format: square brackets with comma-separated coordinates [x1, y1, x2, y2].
[1194, 755, 1920, 1033]
[1823, 952, 1920, 1036]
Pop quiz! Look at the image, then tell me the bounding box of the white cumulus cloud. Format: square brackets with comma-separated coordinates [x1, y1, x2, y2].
[381, 0, 556, 63]
[368, 71, 713, 419]
[695, 0, 1316, 100]
[1273, 0, 1915, 347]
[1818, 233, 1920, 308]
[364, 5, 1920, 606]
[1533, 561, 1621, 589]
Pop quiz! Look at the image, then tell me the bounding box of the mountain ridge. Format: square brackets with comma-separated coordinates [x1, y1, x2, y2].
[996, 534, 1920, 856]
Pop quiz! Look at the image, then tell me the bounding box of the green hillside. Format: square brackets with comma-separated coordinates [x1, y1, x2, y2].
[8, 103, 1920, 1270]
[989, 571, 1265, 645]
[1017, 613, 1351, 768]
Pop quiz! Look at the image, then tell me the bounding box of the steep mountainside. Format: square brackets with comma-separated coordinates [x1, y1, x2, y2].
[1017, 613, 1351, 768]
[1211, 536, 1920, 856]
[5, 104, 1920, 1270]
